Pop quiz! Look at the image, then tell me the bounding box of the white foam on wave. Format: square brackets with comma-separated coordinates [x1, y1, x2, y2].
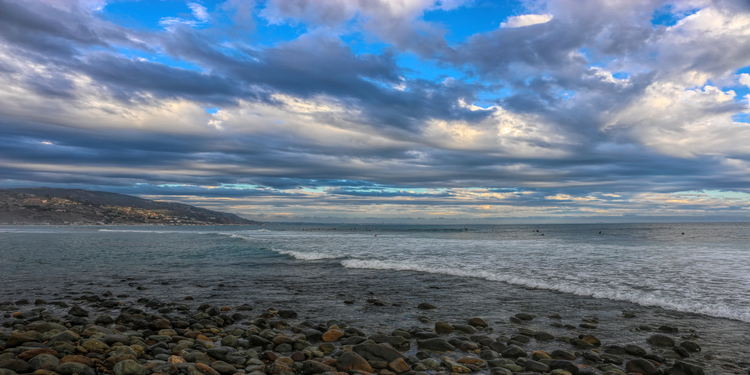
[340, 259, 750, 323]
[272, 248, 340, 260]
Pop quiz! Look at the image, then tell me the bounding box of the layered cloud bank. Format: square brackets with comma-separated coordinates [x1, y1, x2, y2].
[1, 0, 750, 222]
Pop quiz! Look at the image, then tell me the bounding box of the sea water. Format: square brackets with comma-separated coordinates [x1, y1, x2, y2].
[1, 222, 749, 370]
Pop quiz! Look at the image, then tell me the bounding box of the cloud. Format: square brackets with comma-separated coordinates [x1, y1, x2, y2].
[500, 14, 553, 28]
[1, 0, 750, 221]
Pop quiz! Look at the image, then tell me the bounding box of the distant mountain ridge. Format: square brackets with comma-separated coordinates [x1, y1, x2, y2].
[0, 188, 259, 225]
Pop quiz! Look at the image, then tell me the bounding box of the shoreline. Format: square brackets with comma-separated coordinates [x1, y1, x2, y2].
[0, 294, 744, 375]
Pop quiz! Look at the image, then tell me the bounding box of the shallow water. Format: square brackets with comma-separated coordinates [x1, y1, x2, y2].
[1, 223, 749, 373]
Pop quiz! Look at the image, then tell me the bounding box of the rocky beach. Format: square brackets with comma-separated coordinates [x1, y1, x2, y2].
[0, 293, 738, 375]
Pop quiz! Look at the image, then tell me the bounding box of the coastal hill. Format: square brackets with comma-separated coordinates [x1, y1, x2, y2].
[0, 188, 259, 225]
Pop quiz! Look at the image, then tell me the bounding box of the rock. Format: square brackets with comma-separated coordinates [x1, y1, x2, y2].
[582, 350, 601, 362]
[626, 358, 659, 374]
[28, 355, 59, 371]
[195, 363, 221, 375]
[210, 361, 236, 375]
[525, 359, 550, 372]
[17, 349, 58, 362]
[95, 315, 114, 325]
[291, 352, 306, 362]
[624, 344, 647, 356]
[551, 350, 576, 360]
[666, 360, 705, 375]
[548, 360, 579, 374]
[453, 324, 476, 334]
[6, 332, 41, 348]
[322, 330, 344, 342]
[501, 345, 527, 358]
[648, 334, 675, 347]
[679, 341, 701, 353]
[571, 339, 594, 349]
[581, 334, 601, 346]
[82, 338, 110, 352]
[388, 358, 411, 373]
[278, 310, 297, 319]
[579, 323, 597, 329]
[113, 359, 146, 375]
[514, 313, 534, 321]
[417, 303, 436, 310]
[301, 360, 336, 375]
[353, 344, 406, 363]
[490, 367, 512, 375]
[603, 345, 626, 355]
[303, 329, 323, 342]
[659, 325, 678, 333]
[336, 352, 373, 372]
[468, 317, 488, 327]
[0, 360, 32, 374]
[441, 358, 471, 373]
[57, 362, 95, 375]
[435, 321, 454, 334]
[370, 335, 410, 350]
[534, 331, 555, 341]
[68, 306, 89, 317]
[417, 338, 455, 352]
[59, 355, 95, 367]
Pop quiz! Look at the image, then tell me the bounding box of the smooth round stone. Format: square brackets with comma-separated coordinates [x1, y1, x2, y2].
[28, 354, 59, 371]
[57, 362, 95, 375]
[113, 359, 146, 375]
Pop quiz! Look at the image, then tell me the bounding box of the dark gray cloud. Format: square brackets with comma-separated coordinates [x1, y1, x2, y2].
[1, 0, 749, 221]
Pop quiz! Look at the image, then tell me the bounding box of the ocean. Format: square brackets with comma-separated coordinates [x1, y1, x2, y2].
[1, 222, 749, 371]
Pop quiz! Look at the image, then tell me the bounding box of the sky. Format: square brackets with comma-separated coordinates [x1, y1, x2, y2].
[1, 0, 750, 223]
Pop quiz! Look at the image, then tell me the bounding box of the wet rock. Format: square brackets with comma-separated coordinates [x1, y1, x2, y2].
[550, 350, 576, 360]
[59, 355, 95, 367]
[353, 344, 406, 363]
[291, 352, 306, 362]
[525, 359, 550, 372]
[453, 324, 477, 334]
[388, 358, 411, 373]
[534, 331, 555, 341]
[625, 358, 659, 375]
[17, 349, 58, 362]
[580, 334, 600, 346]
[113, 359, 146, 375]
[514, 313, 534, 321]
[371, 335, 410, 350]
[659, 325, 678, 333]
[6, 332, 42, 348]
[322, 329, 344, 342]
[68, 306, 89, 317]
[278, 310, 297, 319]
[195, 363, 221, 375]
[548, 360, 579, 374]
[57, 362, 95, 375]
[624, 344, 647, 356]
[28, 354, 59, 371]
[579, 323, 597, 329]
[468, 317, 488, 327]
[490, 367, 512, 375]
[435, 321, 454, 334]
[417, 338, 455, 352]
[603, 345, 626, 355]
[0, 360, 32, 374]
[679, 341, 701, 353]
[336, 352, 373, 372]
[647, 334, 675, 347]
[666, 360, 705, 375]
[210, 361, 236, 375]
[571, 338, 594, 349]
[302, 329, 323, 342]
[301, 360, 336, 375]
[82, 338, 109, 352]
[501, 345, 527, 358]
[582, 351, 601, 362]
[417, 303, 436, 310]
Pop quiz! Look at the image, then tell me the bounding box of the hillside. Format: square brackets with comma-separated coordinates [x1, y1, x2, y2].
[0, 188, 259, 225]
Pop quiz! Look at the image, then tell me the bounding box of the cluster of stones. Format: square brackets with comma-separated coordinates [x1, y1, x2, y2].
[0, 299, 710, 375]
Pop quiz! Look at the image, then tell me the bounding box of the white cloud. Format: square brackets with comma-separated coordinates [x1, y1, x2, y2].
[500, 13, 553, 28]
[740, 73, 750, 88]
[188, 3, 210, 22]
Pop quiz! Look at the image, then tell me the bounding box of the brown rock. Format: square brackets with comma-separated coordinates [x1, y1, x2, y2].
[581, 334, 601, 347]
[6, 332, 42, 348]
[0, 359, 33, 373]
[468, 317, 488, 327]
[435, 321, 454, 334]
[387, 358, 410, 373]
[336, 352, 373, 373]
[322, 330, 344, 342]
[291, 352, 306, 362]
[152, 319, 172, 330]
[195, 363, 221, 375]
[168, 356, 186, 364]
[60, 355, 95, 368]
[17, 348, 59, 362]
